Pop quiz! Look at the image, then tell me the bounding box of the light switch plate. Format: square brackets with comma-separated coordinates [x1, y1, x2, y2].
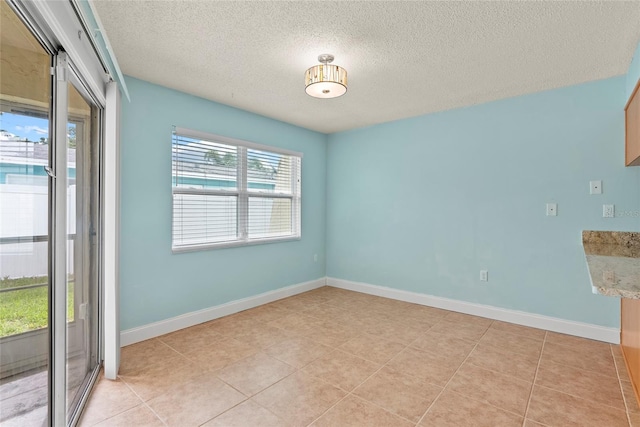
[546, 203, 557, 216]
[590, 180, 602, 195]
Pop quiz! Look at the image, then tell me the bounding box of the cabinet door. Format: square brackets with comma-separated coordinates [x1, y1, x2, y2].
[621, 298, 640, 406]
[626, 79, 640, 166]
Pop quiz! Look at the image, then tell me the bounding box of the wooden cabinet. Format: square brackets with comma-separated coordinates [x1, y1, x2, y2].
[621, 298, 640, 406]
[626, 79, 640, 166]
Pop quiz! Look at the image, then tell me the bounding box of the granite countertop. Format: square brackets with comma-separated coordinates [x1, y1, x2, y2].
[582, 231, 640, 299]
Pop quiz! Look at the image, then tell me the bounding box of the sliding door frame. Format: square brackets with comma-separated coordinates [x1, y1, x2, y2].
[4, 1, 111, 425]
[65, 67, 105, 427]
[50, 50, 70, 427]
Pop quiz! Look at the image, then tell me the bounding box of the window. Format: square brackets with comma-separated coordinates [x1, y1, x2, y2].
[171, 127, 302, 251]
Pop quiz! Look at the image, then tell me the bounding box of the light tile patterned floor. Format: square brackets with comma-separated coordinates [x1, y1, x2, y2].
[79, 287, 640, 427]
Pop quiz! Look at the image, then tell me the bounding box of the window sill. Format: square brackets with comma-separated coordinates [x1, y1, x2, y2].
[172, 235, 301, 254]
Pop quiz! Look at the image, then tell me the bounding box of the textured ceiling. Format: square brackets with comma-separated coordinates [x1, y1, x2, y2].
[93, 1, 640, 134]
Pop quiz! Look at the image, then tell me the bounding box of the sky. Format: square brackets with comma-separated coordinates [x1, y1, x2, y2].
[0, 112, 49, 141]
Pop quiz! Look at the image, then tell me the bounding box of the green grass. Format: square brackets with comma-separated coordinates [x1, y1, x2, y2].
[0, 276, 74, 338]
[0, 275, 48, 290]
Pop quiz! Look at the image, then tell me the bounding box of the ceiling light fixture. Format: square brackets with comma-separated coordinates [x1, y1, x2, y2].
[305, 54, 347, 99]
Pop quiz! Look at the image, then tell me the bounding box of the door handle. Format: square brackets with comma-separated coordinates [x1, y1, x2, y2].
[44, 166, 56, 178]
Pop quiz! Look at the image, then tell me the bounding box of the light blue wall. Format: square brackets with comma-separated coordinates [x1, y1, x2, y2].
[628, 38, 640, 234]
[326, 76, 640, 328]
[121, 64, 640, 331]
[627, 39, 640, 99]
[119, 77, 327, 330]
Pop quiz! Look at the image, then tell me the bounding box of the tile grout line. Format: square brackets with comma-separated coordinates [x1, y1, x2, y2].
[530, 382, 632, 424]
[454, 343, 542, 385]
[119, 338, 184, 373]
[302, 357, 400, 425]
[302, 333, 418, 426]
[523, 357, 630, 414]
[348, 393, 417, 425]
[81, 372, 150, 427]
[290, 302, 453, 424]
[521, 330, 546, 427]
[117, 374, 168, 427]
[448, 324, 544, 419]
[207, 327, 362, 425]
[611, 344, 634, 427]
[414, 321, 494, 427]
[364, 319, 534, 424]
[244, 397, 290, 425]
[85, 293, 395, 425]
[199, 293, 379, 425]
[109, 290, 624, 427]
[203, 340, 312, 426]
[194, 386, 255, 427]
[298, 294, 601, 422]
[145, 339, 300, 425]
[345, 322, 462, 426]
[120, 344, 259, 423]
[530, 339, 621, 381]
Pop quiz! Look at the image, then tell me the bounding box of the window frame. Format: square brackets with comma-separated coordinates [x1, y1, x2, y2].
[171, 127, 302, 253]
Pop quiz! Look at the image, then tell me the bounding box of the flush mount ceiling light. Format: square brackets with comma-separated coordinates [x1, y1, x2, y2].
[305, 54, 347, 99]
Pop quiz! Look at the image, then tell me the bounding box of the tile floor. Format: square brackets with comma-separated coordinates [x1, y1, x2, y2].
[78, 287, 640, 427]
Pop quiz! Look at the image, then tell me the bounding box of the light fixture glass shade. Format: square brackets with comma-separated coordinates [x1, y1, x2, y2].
[305, 64, 347, 98]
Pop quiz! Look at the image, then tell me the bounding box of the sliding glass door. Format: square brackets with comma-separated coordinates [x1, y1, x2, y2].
[65, 81, 100, 423]
[0, 1, 102, 425]
[0, 2, 53, 423]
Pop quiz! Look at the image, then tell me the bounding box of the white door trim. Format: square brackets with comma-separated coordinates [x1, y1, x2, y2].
[103, 81, 120, 379]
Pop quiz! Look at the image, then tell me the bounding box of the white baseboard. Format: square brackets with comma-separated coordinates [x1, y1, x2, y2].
[120, 277, 326, 347]
[120, 275, 620, 347]
[327, 277, 620, 344]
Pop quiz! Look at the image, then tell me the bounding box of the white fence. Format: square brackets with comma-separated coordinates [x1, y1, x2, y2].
[0, 183, 75, 279]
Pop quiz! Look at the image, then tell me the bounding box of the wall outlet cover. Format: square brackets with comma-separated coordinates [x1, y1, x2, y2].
[603, 204, 615, 218]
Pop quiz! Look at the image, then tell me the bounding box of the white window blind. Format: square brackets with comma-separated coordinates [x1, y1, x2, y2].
[172, 127, 302, 251]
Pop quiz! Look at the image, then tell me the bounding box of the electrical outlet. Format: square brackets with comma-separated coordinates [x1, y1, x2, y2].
[546, 203, 557, 216]
[603, 204, 615, 218]
[480, 270, 488, 282]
